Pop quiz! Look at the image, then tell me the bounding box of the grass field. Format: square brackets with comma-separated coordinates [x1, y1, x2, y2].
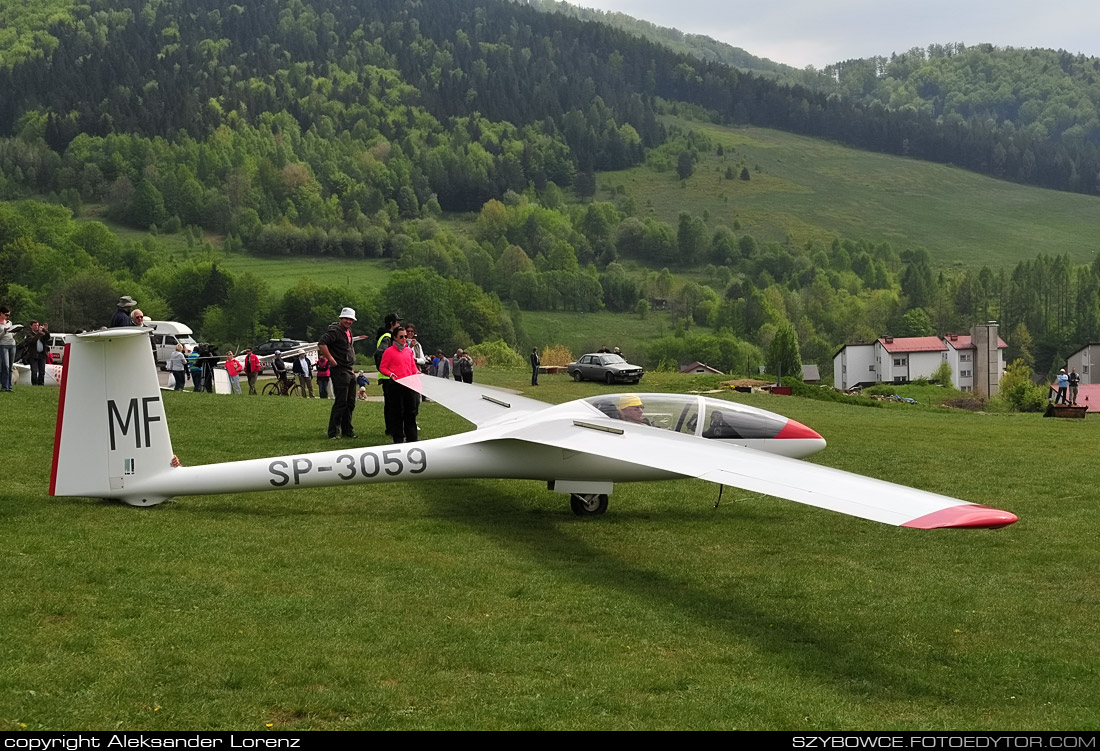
[602, 118, 1100, 269]
[520, 309, 689, 361]
[2, 370, 1098, 730]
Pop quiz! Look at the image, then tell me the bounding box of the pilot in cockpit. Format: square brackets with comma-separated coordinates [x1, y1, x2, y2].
[618, 393, 652, 426]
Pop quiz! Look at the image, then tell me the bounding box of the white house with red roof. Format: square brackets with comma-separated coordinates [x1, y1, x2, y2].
[833, 324, 1005, 395]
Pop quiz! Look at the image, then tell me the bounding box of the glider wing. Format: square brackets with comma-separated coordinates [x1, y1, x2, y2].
[398, 374, 553, 428]
[497, 416, 1017, 529]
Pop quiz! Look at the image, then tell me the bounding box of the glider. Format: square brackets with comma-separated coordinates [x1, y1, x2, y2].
[49, 329, 1018, 529]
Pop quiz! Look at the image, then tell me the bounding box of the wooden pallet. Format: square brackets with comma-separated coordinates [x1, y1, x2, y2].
[1044, 403, 1088, 418]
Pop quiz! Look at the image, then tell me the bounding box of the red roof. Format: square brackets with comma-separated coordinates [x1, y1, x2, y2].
[879, 336, 947, 353]
[942, 335, 1008, 350]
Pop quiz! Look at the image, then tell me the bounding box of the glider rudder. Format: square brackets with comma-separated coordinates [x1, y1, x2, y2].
[50, 329, 174, 506]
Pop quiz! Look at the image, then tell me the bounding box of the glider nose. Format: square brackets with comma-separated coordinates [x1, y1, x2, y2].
[774, 418, 827, 457]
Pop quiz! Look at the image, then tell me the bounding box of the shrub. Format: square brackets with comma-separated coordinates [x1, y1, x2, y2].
[467, 339, 525, 368]
[540, 344, 574, 367]
[997, 359, 1049, 412]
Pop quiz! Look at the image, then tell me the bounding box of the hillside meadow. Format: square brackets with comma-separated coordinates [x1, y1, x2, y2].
[602, 118, 1100, 268]
[2, 370, 1098, 730]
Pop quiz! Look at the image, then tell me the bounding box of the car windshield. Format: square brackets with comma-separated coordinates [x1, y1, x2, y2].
[601, 354, 626, 364]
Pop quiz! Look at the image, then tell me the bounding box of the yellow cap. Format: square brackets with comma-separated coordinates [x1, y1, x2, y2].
[619, 393, 643, 409]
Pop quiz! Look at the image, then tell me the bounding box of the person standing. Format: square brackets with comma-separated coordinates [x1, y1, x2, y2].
[405, 323, 427, 372]
[316, 354, 332, 399]
[130, 308, 157, 362]
[167, 344, 188, 391]
[242, 348, 261, 394]
[374, 313, 402, 436]
[21, 320, 49, 386]
[110, 296, 138, 327]
[378, 326, 419, 443]
[452, 349, 464, 381]
[456, 349, 474, 384]
[1055, 368, 1070, 404]
[187, 346, 202, 391]
[0, 306, 15, 392]
[432, 349, 451, 379]
[530, 347, 540, 386]
[292, 352, 315, 398]
[318, 307, 359, 440]
[225, 350, 243, 394]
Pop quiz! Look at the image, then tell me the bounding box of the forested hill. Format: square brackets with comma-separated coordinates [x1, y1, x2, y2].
[2, 0, 1099, 200]
[824, 43, 1100, 190]
[523, 0, 804, 79]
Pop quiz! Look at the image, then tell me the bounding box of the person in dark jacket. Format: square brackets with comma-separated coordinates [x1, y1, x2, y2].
[291, 352, 315, 398]
[318, 307, 359, 439]
[21, 320, 49, 385]
[109, 296, 138, 327]
[530, 347, 540, 386]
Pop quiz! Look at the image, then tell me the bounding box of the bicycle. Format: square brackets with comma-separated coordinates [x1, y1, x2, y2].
[262, 379, 299, 397]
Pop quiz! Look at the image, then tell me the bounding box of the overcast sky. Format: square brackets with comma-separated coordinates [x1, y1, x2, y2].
[567, 1, 1100, 69]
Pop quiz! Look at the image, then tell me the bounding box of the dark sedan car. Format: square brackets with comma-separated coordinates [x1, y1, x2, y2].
[251, 338, 310, 358]
[568, 353, 644, 384]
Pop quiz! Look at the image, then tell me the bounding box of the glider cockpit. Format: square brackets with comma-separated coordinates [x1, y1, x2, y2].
[583, 393, 827, 459]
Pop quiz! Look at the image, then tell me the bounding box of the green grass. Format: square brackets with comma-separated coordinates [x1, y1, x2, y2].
[78, 207, 394, 296]
[601, 118, 1100, 268]
[3, 370, 1099, 729]
[520, 309, 690, 360]
[214, 253, 392, 295]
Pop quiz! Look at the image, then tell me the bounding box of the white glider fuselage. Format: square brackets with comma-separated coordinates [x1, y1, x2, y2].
[109, 394, 825, 504]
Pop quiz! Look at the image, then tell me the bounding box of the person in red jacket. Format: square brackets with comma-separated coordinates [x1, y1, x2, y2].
[242, 348, 262, 395]
[224, 350, 244, 394]
[316, 354, 332, 399]
[378, 326, 419, 443]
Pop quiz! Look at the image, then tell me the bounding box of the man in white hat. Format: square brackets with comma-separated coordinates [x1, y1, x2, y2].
[318, 307, 359, 439]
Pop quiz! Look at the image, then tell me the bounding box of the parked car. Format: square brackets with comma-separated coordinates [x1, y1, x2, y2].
[47, 333, 69, 364]
[568, 353, 644, 384]
[251, 338, 310, 358]
[145, 320, 198, 369]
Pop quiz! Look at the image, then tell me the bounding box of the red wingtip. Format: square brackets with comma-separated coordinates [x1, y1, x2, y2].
[775, 419, 823, 440]
[902, 505, 1019, 530]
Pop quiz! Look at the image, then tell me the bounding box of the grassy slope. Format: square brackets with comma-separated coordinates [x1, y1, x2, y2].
[602, 118, 1100, 268]
[3, 373, 1099, 730]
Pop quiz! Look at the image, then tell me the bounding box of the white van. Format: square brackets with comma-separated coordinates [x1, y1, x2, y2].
[144, 321, 197, 368]
[48, 333, 69, 364]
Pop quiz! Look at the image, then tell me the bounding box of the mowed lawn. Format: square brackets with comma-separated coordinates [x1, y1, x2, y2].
[2, 372, 1099, 730]
[602, 119, 1100, 269]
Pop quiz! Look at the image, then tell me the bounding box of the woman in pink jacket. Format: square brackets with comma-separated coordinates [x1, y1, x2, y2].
[378, 326, 419, 443]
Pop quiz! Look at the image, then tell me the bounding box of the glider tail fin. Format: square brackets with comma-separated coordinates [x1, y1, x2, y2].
[50, 329, 175, 506]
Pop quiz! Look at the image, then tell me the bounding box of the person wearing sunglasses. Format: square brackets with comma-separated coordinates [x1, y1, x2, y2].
[377, 326, 419, 443]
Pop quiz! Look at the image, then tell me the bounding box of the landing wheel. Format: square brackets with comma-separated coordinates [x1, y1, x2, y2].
[570, 493, 608, 516]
